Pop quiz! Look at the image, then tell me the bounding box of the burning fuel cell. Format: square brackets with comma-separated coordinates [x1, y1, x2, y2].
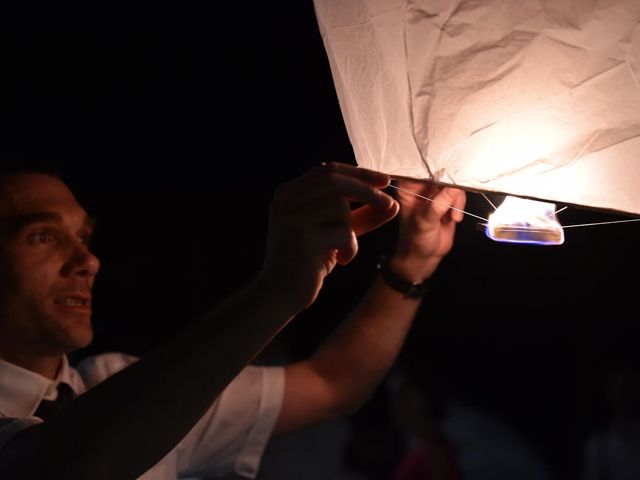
[486, 196, 564, 246]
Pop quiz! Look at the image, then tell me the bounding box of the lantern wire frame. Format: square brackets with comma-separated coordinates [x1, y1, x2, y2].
[388, 183, 640, 246]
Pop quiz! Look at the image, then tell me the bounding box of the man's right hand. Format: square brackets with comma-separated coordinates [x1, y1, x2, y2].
[259, 162, 399, 314]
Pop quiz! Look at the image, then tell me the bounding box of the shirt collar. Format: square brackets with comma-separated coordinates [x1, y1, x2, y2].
[0, 356, 81, 418]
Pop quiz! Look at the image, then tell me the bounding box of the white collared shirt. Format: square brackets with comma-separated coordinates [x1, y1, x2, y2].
[0, 353, 284, 479]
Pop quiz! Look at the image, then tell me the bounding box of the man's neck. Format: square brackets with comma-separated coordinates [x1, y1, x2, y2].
[0, 350, 63, 380]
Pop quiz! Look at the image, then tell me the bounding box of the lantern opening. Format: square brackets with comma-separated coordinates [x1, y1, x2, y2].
[486, 196, 564, 246]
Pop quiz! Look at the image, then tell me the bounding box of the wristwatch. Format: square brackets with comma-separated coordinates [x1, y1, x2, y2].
[376, 254, 435, 299]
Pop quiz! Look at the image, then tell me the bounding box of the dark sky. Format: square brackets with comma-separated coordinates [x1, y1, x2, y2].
[2, 5, 639, 477]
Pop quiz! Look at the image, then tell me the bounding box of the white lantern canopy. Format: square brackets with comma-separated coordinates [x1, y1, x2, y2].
[312, 0, 640, 218]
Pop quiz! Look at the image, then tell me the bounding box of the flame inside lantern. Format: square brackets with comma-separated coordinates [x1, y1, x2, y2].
[486, 196, 564, 245]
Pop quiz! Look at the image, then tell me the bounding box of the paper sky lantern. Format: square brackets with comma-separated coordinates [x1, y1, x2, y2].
[312, 0, 640, 244]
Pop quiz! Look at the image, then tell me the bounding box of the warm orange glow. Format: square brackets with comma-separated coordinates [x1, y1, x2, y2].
[486, 196, 564, 245]
[314, 0, 640, 217]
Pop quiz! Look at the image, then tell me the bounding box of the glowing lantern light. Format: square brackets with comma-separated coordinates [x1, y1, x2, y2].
[312, 0, 640, 244]
[487, 196, 564, 245]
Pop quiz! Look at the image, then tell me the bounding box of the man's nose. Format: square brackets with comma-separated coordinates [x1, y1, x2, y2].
[61, 242, 100, 277]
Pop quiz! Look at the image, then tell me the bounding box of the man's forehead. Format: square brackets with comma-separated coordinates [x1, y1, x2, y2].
[0, 173, 88, 223]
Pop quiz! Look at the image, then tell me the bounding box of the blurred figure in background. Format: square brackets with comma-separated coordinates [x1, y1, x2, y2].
[386, 344, 554, 480]
[388, 360, 461, 480]
[581, 368, 640, 480]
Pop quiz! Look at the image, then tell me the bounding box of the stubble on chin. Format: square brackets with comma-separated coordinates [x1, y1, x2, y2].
[46, 312, 95, 352]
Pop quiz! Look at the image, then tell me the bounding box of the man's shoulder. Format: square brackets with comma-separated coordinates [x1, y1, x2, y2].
[74, 352, 140, 389]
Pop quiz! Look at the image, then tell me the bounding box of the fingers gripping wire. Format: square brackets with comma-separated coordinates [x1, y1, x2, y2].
[388, 184, 487, 222]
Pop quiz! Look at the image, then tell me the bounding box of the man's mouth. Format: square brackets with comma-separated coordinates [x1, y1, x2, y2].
[54, 296, 91, 308]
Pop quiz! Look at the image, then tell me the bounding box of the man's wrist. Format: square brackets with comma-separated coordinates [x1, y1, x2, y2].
[376, 254, 436, 299]
[386, 249, 440, 281]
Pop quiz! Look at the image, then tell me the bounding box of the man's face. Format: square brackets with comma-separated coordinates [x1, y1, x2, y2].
[0, 173, 100, 356]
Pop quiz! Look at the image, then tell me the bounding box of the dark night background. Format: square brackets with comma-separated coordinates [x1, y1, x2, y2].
[2, 3, 639, 479]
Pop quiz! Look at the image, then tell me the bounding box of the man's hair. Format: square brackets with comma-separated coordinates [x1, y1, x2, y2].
[0, 153, 62, 179]
[0, 155, 67, 241]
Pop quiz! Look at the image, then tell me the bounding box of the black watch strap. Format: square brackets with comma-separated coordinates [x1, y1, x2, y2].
[376, 254, 434, 299]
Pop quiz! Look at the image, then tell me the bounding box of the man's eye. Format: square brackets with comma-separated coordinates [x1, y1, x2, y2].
[28, 231, 55, 244]
[79, 233, 92, 246]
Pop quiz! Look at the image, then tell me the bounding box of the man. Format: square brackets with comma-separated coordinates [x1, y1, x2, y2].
[0, 162, 465, 479]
